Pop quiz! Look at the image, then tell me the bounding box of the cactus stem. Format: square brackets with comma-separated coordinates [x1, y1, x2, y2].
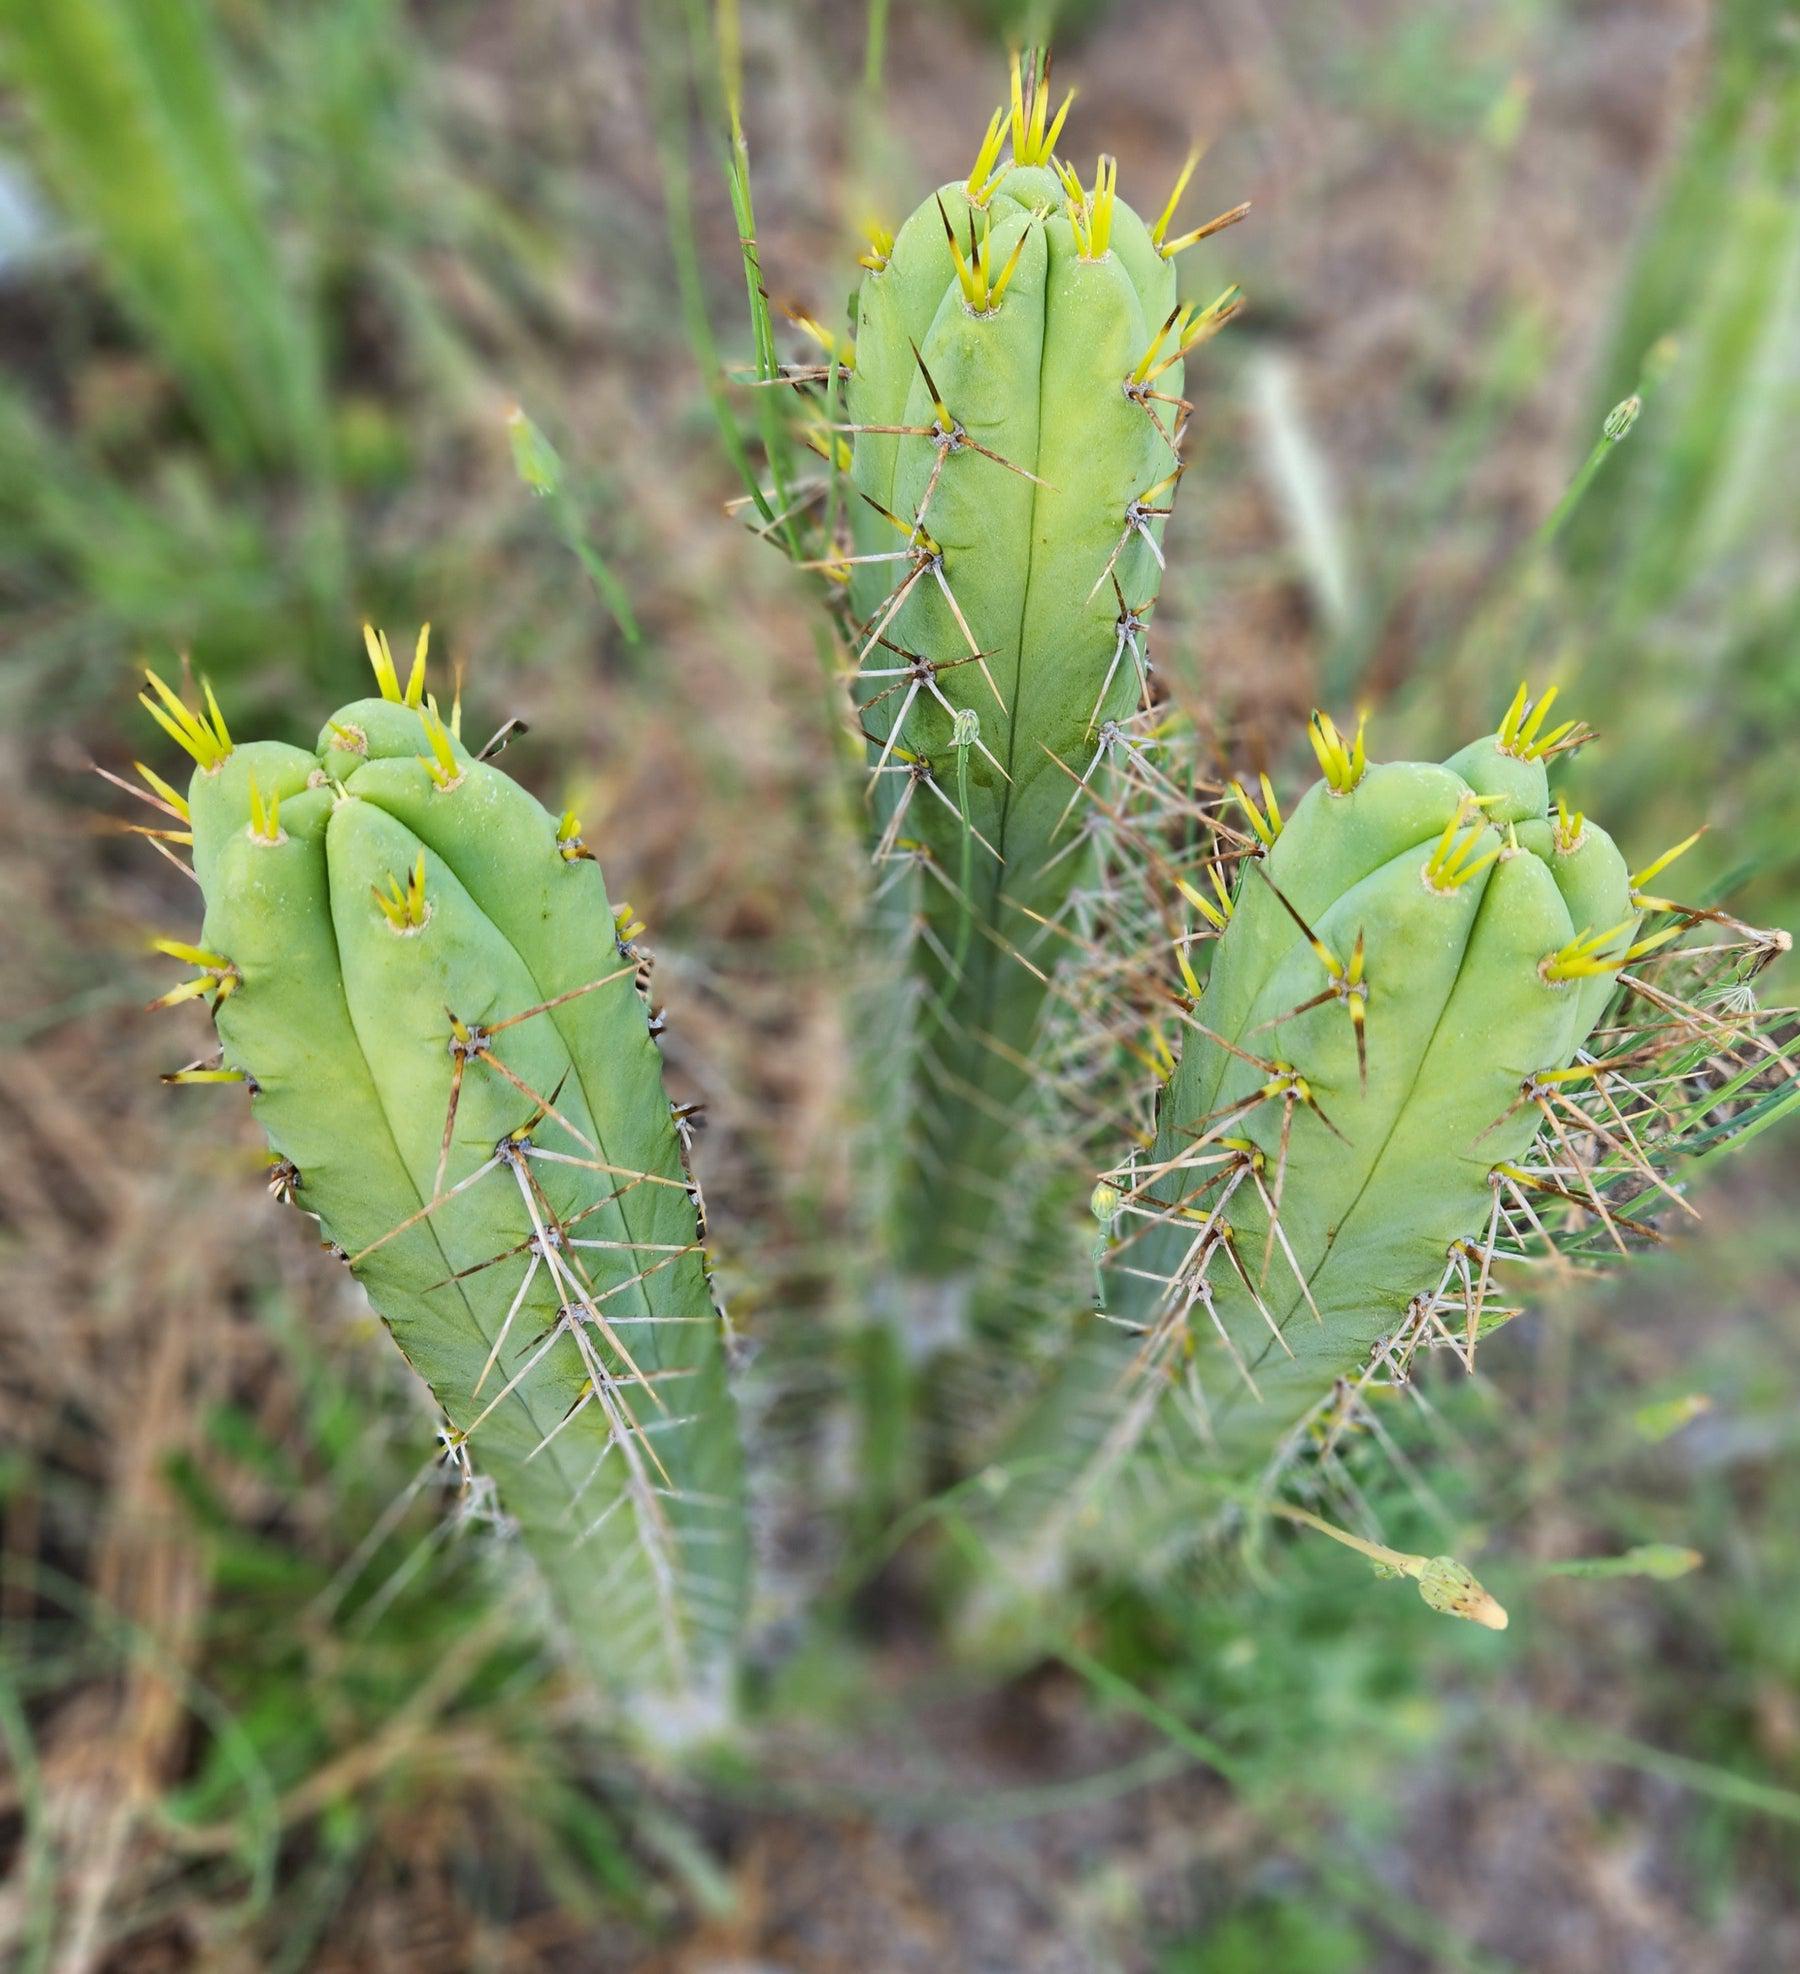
[814, 55, 1246, 1283]
[132, 652, 750, 1694]
[1001, 699, 1788, 1562]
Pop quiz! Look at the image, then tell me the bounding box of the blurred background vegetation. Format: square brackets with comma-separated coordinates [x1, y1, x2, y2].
[1, 0, 1797, 1966]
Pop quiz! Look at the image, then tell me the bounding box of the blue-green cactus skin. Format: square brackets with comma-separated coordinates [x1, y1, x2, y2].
[844, 149, 1205, 1278]
[997, 728, 1637, 1535]
[178, 691, 747, 1705]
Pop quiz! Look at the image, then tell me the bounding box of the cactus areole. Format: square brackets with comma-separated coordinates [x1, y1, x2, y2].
[840, 54, 1245, 1279]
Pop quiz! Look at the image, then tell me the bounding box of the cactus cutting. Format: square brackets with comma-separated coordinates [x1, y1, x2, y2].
[980, 687, 1793, 1573]
[141, 631, 749, 1710]
[773, 51, 1248, 1281]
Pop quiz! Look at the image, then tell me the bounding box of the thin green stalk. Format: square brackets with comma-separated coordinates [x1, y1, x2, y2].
[723, 105, 803, 555]
[642, 2, 777, 529]
[507, 406, 642, 643]
[1516, 1713, 1800, 1827]
[0, 1664, 55, 1974]
[1054, 1637, 1514, 1973]
[1531, 393, 1641, 552]
[3, 1555, 280, 1921]
[927, 1504, 1515, 1974]
[863, 0, 891, 97]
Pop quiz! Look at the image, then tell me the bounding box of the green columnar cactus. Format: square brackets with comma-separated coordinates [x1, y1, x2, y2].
[142, 634, 748, 1712]
[838, 53, 1244, 1278]
[987, 686, 1789, 1560]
